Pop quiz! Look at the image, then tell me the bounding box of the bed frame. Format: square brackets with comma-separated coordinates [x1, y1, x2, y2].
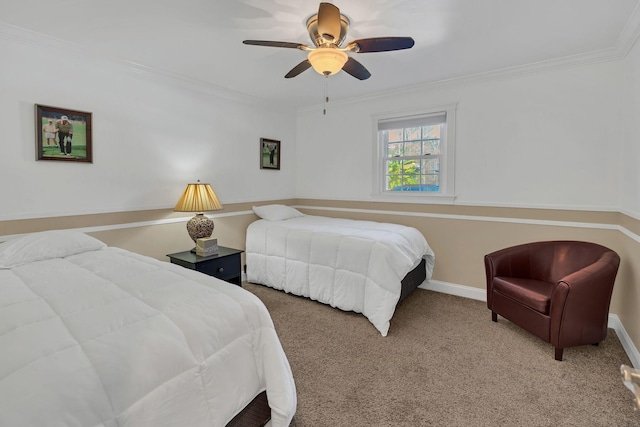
[226, 391, 271, 427]
[399, 258, 427, 303]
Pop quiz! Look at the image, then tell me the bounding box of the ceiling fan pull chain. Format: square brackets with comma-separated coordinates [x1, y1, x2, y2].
[323, 75, 329, 115]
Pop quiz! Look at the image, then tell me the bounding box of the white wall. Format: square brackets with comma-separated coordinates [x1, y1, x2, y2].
[622, 38, 640, 218]
[0, 30, 297, 220]
[296, 62, 625, 211]
[2, 24, 634, 220]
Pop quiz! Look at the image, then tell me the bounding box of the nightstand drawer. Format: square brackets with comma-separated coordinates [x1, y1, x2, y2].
[167, 246, 244, 286]
[196, 253, 240, 281]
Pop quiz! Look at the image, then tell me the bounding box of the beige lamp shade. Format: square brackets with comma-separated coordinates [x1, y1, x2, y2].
[308, 48, 348, 76]
[174, 181, 222, 213]
[174, 181, 223, 244]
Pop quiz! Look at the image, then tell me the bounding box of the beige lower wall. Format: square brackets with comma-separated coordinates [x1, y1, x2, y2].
[0, 200, 291, 265]
[2, 198, 639, 358]
[91, 214, 258, 264]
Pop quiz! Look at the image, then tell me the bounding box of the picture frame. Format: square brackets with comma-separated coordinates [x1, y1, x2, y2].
[260, 138, 280, 170]
[35, 104, 93, 163]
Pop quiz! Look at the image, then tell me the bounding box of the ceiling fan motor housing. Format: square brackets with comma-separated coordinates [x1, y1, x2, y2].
[306, 13, 350, 47]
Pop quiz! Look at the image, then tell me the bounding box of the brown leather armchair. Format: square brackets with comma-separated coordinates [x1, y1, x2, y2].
[485, 241, 620, 361]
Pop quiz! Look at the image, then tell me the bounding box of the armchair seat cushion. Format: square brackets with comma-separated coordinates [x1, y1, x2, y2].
[493, 277, 555, 315]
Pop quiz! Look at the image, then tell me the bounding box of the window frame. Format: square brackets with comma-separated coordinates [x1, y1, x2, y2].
[372, 103, 457, 203]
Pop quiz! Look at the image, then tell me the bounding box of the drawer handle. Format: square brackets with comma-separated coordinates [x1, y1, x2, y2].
[217, 267, 224, 273]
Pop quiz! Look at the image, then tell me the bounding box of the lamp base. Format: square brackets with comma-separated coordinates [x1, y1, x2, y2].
[186, 213, 214, 243]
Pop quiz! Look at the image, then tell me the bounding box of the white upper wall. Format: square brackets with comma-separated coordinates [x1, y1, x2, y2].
[2, 25, 638, 220]
[0, 34, 297, 220]
[295, 61, 625, 211]
[622, 35, 640, 218]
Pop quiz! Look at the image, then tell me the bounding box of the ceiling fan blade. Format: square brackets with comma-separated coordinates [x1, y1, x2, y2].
[285, 60, 312, 78]
[347, 37, 415, 53]
[317, 2, 341, 43]
[341, 57, 371, 80]
[243, 40, 308, 50]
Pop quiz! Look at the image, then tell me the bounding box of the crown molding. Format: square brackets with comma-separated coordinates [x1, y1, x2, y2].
[3, 2, 640, 113]
[0, 22, 284, 110]
[298, 45, 626, 112]
[615, 1, 640, 57]
[298, 4, 640, 112]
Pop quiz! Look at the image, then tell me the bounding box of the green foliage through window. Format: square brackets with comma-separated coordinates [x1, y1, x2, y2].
[381, 123, 443, 192]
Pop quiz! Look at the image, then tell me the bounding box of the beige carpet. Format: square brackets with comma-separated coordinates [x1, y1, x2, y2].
[243, 283, 640, 427]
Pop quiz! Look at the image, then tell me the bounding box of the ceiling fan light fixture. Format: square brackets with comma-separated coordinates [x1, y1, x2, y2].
[308, 48, 348, 76]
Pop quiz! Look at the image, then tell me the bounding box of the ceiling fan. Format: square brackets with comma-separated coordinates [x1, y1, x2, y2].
[242, 2, 414, 80]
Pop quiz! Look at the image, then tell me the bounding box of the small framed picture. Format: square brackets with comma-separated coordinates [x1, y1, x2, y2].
[260, 138, 280, 170]
[35, 104, 93, 163]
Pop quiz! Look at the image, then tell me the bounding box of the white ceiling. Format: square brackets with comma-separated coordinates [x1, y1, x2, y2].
[2, 0, 640, 108]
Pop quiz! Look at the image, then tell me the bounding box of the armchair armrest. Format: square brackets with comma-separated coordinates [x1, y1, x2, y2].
[549, 251, 620, 347]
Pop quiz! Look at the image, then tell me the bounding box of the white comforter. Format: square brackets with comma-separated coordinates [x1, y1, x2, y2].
[246, 215, 435, 336]
[0, 231, 296, 427]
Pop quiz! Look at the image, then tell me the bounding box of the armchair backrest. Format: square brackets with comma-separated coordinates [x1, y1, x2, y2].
[489, 241, 617, 283]
[531, 241, 616, 283]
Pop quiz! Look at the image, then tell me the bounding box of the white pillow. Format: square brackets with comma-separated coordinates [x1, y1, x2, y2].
[252, 204, 304, 221]
[0, 230, 106, 269]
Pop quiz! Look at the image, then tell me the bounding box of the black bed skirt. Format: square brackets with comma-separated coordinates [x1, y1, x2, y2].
[399, 258, 427, 303]
[226, 391, 271, 427]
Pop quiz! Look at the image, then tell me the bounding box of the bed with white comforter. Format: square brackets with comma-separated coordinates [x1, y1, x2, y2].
[246, 205, 435, 336]
[0, 230, 296, 427]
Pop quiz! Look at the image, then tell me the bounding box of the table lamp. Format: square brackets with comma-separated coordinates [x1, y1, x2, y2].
[174, 180, 223, 247]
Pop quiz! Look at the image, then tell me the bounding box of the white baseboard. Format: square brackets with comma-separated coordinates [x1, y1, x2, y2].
[419, 280, 640, 368]
[420, 279, 487, 301]
[608, 314, 640, 368]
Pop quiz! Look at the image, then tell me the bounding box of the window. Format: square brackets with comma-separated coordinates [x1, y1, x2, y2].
[374, 104, 456, 201]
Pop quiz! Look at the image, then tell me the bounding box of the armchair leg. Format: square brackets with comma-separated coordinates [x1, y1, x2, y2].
[492, 312, 497, 322]
[555, 347, 563, 361]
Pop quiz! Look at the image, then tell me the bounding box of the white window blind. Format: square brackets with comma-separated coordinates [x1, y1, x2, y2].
[373, 104, 456, 200]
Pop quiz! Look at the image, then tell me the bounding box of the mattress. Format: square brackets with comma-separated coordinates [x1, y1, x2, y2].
[0, 230, 296, 427]
[246, 214, 435, 336]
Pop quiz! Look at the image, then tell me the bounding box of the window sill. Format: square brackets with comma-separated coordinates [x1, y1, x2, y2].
[372, 192, 456, 205]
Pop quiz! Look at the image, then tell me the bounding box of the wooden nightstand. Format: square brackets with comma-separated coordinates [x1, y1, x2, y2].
[167, 246, 244, 286]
